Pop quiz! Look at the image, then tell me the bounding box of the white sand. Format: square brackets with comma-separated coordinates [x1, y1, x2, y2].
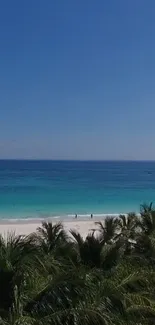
[0, 219, 101, 238]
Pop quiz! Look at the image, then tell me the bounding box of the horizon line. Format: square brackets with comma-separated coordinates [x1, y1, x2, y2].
[0, 158, 155, 162]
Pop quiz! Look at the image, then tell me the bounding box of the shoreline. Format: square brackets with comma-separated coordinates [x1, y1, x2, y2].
[0, 212, 139, 238]
[0, 219, 102, 238]
[0, 213, 128, 224]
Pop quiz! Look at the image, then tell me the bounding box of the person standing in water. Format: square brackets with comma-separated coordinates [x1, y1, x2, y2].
[91, 214, 93, 219]
[75, 214, 77, 219]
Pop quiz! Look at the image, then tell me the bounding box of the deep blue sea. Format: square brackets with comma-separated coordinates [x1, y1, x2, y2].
[0, 160, 155, 220]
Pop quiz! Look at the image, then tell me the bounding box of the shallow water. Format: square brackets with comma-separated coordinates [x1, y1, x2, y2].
[0, 160, 154, 219]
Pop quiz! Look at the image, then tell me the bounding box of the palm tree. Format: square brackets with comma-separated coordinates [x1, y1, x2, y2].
[1, 218, 155, 325]
[115, 213, 139, 255]
[134, 205, 155, 261]
[0, 232, 43, 318]
[3, 253, 155, 325]
[117, 213, 139, 237]
[140, 202, 153, 214]
[36, 221, 68, 253]
[95, 216, 119, 244]
[24, 262, 119, 325]
[70, 229, 123, 272]
[70, 230, 104, 268]
[139, 206, 155, 236]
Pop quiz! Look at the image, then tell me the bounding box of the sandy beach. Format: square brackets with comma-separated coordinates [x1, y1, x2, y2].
[0, 219, 101, 238]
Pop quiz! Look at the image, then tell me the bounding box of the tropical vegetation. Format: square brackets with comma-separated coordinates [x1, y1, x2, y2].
[1, 204, 155, 324]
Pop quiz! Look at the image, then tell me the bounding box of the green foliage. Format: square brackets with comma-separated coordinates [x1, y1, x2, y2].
[1, 203, 155, 324]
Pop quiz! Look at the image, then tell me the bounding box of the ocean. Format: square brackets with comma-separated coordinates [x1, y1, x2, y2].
[0, 160, 155, 220]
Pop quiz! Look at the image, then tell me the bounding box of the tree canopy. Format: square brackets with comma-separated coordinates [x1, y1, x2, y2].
[0, 204, 155, 324]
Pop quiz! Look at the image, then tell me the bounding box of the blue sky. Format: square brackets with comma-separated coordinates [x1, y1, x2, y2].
[0, 0, 155, 160]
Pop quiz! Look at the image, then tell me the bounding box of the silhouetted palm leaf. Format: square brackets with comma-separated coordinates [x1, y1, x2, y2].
[95, 216, 119, 244]
[0, 232, 43, 315]
[70, 230, 104, 268]
[37, 222, 68, 253]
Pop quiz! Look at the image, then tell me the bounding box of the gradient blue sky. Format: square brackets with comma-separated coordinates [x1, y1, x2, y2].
[0, 0, 155, 160]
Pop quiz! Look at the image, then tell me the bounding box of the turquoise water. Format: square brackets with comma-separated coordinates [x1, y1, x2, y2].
[0, 160, 155, 219]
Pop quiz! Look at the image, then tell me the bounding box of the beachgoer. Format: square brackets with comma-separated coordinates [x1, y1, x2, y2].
[75, 214, 77, 219]
[91, 213, 93, 219]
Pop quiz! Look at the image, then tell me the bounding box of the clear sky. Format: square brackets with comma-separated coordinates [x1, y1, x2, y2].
[0, 0, 155, 160]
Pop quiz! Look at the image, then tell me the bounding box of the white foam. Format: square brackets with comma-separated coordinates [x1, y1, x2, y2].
[0, 212, 129, 225]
